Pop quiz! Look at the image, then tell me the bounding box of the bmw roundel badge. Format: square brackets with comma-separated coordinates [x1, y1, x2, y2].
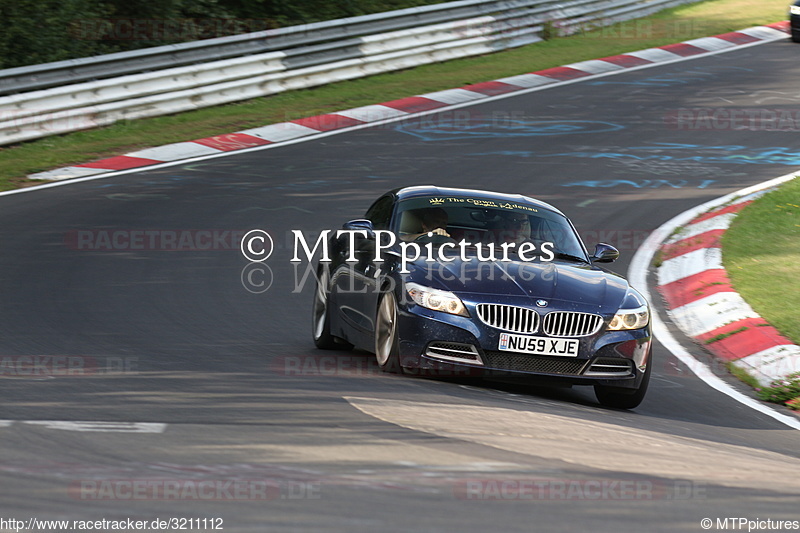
[536, 299, 548, 307]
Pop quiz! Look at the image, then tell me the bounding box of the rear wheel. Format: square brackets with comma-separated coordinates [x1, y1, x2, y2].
[375, 291, 402, 373]
[312, 267, 337, 349]
[594, 352, 652, 409]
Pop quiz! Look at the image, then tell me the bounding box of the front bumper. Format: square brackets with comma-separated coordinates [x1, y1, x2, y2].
[395, 302, 651, 390]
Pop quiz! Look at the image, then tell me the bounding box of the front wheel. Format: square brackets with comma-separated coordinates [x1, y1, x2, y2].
[375, 291, 402, 373]
[792, 30, 800, 43]
[594, 353, 652, 409]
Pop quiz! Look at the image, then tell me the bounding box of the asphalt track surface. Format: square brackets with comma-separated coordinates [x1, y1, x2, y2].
[1, 39, 799, 532]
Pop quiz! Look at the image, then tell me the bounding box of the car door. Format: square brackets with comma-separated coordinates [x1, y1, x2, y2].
[332, 194, 396, 348]
[360, 194, 396, 340]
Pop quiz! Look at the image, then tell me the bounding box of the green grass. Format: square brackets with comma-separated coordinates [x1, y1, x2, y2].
[704, 326, 750, 344]
[728, 363, 761, 390]
[723, 177, 800, 345]
[0, 0, 790, 191]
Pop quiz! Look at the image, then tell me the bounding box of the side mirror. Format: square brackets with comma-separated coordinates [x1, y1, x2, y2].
[342, 219, 375, 237]
[591, 243, 619, 263]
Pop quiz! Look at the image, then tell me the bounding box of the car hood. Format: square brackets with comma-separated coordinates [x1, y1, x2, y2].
[405, 258, 628, 312]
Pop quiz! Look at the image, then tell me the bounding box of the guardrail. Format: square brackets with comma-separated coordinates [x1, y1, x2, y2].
[0, 0, 701, 147]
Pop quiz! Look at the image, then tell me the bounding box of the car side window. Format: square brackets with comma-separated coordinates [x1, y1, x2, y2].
[365, 196, 394, 230]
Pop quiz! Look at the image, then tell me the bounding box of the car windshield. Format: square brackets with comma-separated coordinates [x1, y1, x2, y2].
[392, 196, 588, 261]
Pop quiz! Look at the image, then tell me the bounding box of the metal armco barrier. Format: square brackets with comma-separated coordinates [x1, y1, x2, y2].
[0, 0, 700, 146]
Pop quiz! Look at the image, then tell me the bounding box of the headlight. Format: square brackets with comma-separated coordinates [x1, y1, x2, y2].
[406, 282, 469, 317]
[607, 305, 649, 330]
[791, 5, 800, 15]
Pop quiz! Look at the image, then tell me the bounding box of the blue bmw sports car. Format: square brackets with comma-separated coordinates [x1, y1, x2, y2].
[311, 186, 652, 409]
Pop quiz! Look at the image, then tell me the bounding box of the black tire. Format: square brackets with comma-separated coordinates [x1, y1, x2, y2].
[594, 352, 652, 409]
[311, 267, 338, 349]
[793, 30, 800, 43]
[374, 291, 402, 373]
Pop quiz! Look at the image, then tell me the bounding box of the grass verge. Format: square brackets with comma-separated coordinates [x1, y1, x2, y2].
[728, 363, 760, 390]
[723, 177, 800, 345]
[0, 0, 790, 191]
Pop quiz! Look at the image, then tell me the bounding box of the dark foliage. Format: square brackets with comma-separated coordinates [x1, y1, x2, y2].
[0, 0, 448, 69]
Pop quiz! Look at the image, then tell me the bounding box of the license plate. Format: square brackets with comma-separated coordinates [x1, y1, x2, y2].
[498, 333, 579, 357]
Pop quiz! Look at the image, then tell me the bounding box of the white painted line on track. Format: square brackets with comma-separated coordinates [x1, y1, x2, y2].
[566, 59, 625, 74]
[126, 142, 222, 161]
[733, 345, 800, 380]
[658, 248, 724, 286]
[739, 27, 789, 39]
[668, 292, 760, 337]
[419, 88, 487, 104]
[493, 74, 554, 88]
[335, 105, 408, 122]
[665, 213, 736, 243]
[624, 48, 682, 62]
[21, 421, 166, 432]
[683, 37, 737, 52]
[238, 122, 320, 142]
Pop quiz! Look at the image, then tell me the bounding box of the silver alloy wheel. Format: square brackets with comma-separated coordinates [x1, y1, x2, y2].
[375, 292, 397, 367]
[312, 268, 329, 340]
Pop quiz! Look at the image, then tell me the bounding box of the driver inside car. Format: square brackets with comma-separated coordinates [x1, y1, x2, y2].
[492, 211, 532, 245]
[401, 207, 454, 243]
